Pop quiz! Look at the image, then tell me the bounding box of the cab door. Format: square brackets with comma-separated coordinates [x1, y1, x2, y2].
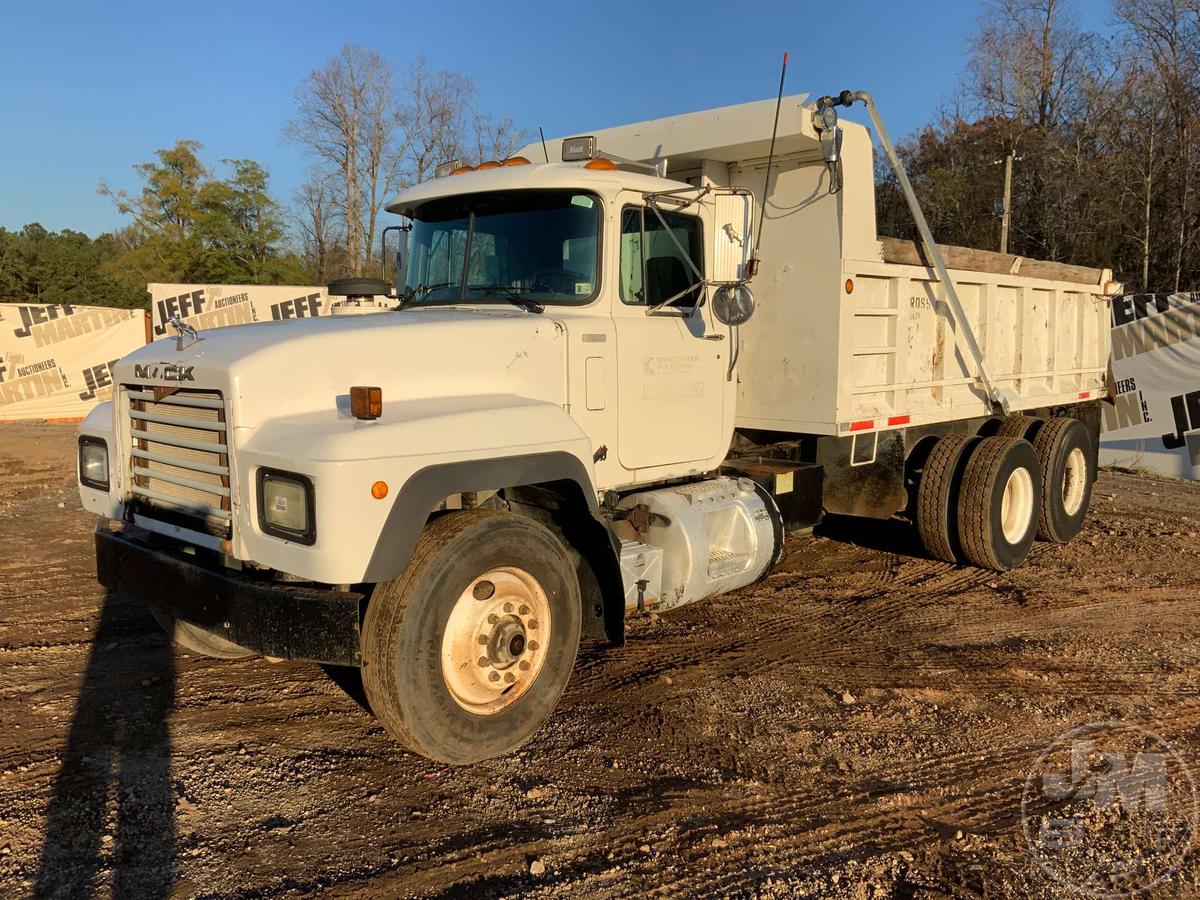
[613, 195, 727, 472]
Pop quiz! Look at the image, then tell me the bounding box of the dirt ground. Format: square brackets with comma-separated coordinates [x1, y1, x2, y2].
[2, 421, 1199, 899]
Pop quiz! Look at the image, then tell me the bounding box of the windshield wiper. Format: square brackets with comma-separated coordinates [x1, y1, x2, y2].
[474, 284, 544, 314]
[409, 281, 458, 300]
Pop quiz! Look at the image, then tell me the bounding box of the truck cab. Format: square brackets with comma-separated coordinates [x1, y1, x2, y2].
[79, 94, 1109, 763]
[389, 157, 752, 489]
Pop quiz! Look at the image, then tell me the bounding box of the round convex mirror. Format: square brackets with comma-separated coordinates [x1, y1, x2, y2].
[712, 284, 756, 326]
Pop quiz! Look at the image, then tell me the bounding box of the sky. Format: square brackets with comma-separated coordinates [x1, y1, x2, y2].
[0, 0, 1117, 237]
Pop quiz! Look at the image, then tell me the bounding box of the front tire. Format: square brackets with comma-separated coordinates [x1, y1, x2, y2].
[361, 510, 581, 764]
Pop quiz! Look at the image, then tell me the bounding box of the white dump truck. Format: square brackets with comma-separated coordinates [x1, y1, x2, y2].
[78, 92, 1115, 762]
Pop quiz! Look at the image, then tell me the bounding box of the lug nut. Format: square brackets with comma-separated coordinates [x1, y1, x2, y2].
[503, 602, 514, 613]
[519, 604, 530, 615]
[478, 656, 490, 668]
[488, 614, 500, 625]
[504, 673, 515, 683]
[519, 660, 530, 671]
[528, 619, 538, 630]
[489, 671, 501, 682]
[528, 640, 540, 652]
[477, 634, 488, 644]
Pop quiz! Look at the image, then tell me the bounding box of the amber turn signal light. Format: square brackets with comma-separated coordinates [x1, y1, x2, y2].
[371, 481, 389, 499]
[350, 386, 382, 420]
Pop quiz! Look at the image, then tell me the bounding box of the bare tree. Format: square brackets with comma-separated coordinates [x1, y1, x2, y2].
[884, 0, 1200, 292]
[285, 45, 405, 276]
[968, 0, 1100, 129]
[965, 0, 1114, 259]
[294, 171, 342, 284]
[398, 57, 476, 184]
[473, 112, 522, 165]
[287, 50, 524, 276]
[398, 57, 526, 182]
[1115, 0, 1200, 291]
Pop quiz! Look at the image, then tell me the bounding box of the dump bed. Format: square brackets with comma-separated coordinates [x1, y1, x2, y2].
[837, 240, 1110, 434]
[546, 95, 1114, 437]
[724, 120, 1113, 436]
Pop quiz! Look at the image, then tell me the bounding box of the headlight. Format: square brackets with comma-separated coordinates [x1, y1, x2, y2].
[78, 437, 109, 491]
[257, 468, 316, 544]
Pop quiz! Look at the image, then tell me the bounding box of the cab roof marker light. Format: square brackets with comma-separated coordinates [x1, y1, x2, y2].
[434, 159, 464, 178]
[502, 156, 531, 166]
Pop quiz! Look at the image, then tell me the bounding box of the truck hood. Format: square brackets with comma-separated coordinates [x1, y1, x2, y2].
[114, 307, 568, 428]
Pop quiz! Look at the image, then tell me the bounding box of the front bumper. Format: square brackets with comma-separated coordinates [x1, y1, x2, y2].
[96, 523, 364, 666]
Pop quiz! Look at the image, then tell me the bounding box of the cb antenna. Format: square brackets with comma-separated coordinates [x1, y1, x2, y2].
[748, 50, 788, 280]
[538, 127, 550, 163]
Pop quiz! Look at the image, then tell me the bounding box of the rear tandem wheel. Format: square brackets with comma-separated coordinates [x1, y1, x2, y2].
[956, 436, 1043, 571]
[916, 433, 980, 564]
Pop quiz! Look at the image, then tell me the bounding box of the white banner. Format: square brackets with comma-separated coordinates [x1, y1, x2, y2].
[0, 303, 147, 421]
[1099, 291, 1200, 479]
[148, 283, 330, 339]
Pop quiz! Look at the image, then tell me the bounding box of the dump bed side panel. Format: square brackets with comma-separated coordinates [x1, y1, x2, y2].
[843, 260, 1109, 429]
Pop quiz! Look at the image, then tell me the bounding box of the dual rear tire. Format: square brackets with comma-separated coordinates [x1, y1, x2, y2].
[916, 416, 1094, 571]
[956, 436, 1042, 570]
[1032, 417, 1094, 543]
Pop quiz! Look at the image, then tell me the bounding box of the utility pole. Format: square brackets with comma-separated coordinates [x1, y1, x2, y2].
[1000, 152, 1014, 255]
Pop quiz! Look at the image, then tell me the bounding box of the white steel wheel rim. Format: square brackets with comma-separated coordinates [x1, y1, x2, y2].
[1061, 447, 1087, 516]
[441, 566, 551, 716]
[1000, 467, 1035, 544]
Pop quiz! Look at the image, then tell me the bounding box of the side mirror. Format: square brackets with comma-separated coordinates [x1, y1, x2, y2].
[712, 284, 755, 326]
[381, 223, 411, 298]
[710, 191, 755, 283]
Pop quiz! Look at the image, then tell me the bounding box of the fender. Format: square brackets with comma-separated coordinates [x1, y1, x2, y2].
[363, 450, 625, 646]
[363, 450, 600, 583]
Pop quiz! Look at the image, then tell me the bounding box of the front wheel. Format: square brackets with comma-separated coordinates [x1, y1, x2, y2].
[361, 510, 581, 764]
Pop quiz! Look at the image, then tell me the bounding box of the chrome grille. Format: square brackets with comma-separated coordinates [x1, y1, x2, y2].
[126, 387, 231, 535]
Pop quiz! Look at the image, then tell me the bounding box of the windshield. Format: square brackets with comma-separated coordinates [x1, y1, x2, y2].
[404, 190, 600, 306]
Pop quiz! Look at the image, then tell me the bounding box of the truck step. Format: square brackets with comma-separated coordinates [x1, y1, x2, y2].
[707, 547, 752, 579]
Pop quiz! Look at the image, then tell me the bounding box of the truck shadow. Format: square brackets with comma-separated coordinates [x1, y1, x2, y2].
[815, 513, 928, 560]
[34, 593, 176, 899]
[319, 663, 372, 713]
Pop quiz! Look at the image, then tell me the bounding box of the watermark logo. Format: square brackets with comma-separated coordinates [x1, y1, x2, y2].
[1022, 720, 1197, 897]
